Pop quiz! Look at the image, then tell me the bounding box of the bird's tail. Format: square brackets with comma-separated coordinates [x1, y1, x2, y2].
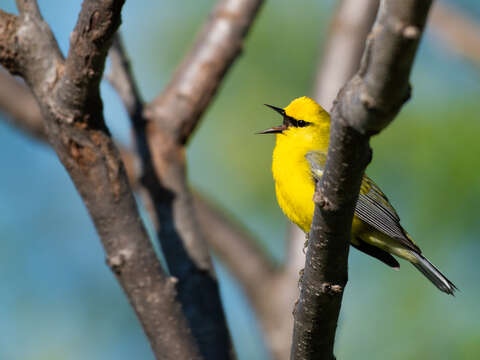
[411, 251, 457, 295]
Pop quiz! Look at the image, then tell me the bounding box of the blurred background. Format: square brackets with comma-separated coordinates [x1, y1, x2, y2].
[0, 0, 479, 359]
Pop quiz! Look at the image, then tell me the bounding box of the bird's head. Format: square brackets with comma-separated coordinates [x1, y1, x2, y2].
[258, 96, 330, 142]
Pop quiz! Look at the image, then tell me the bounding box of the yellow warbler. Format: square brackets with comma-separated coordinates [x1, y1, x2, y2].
[259, 96, 456, 295]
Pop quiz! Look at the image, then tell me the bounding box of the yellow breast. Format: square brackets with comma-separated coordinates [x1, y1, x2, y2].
[272, 126, 328, 233]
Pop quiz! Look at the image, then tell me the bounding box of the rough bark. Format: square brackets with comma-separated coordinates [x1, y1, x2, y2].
[291, 1, 433, 359]
[0, 2, 201, 359]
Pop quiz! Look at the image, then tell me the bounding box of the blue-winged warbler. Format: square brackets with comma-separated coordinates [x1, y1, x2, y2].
[259, 96, 456, 295]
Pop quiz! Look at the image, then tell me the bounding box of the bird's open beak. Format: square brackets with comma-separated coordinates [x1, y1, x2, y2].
[257, 125, 286, 134]
[257, 104, 286, 134]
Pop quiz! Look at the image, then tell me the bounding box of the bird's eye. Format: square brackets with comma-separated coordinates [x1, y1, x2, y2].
[297, 120, 307, 127]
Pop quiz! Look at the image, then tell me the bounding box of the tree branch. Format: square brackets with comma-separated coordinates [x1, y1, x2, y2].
[137, 1, 263, 357]
[107, 0, 269, 350]
[279, 2, 380, 359]
[291, 1, 433, 359]
[0, 2, 202, 359]
[0, 65, 276, 312]
[107, 34, 143, 122]
[193, 193, 277, 290]
[108, 32, 232, 359]
[0, 65, 276, 293]
[145, 0, 264, 144]
[287, 0, 380, 289]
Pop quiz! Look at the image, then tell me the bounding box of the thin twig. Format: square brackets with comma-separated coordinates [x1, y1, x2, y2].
[107, 35, 143, 123]
[291, 1, 433, 359]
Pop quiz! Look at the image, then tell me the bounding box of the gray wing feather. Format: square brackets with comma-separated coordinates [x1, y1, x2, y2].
[355, 191, 419, 252]
[305, 151, 326, 179]
[306, 151, 419, 252]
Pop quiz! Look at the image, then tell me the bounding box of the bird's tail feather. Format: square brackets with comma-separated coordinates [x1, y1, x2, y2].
[411, 251, 457, 295]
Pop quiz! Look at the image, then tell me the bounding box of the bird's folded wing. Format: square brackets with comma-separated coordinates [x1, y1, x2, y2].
[305, 151, 326, 179]
[305, 150, 420, 253]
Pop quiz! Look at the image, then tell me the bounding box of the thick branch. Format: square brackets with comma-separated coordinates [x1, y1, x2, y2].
[279, 2, 380, 359]
[291, 1, 433, 359]
[1, 23, 277, 358]
[0, 69, 273, 300]
[108, 1, 276, 349]
[109, 31, 233, 359]
[0, 2, 201, 359]
[58, 0, 123, 109]
[3, 1, 64, 87]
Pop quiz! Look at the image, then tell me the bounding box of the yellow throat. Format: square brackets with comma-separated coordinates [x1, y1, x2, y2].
[261, 96, 330, 232]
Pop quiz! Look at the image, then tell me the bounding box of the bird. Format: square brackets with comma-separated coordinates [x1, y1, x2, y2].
[259, 96, 457, 295]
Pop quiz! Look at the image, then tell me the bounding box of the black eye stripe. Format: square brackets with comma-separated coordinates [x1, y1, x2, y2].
[284, 116, 311, 128]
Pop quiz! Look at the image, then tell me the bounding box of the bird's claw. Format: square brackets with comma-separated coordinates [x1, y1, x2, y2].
[303, 233, 309, 254]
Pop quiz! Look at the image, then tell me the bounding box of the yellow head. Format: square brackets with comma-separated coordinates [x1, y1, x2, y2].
[259, 96, 331, 152]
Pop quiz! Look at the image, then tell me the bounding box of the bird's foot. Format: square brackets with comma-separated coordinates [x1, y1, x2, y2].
[303, 233, 309, 254]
